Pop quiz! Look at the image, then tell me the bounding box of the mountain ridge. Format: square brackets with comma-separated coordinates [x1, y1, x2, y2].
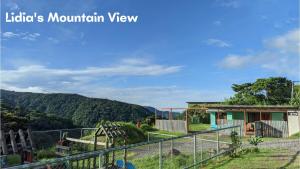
[0, 89, 152, 127]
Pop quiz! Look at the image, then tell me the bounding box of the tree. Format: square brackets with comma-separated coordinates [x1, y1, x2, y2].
[226, 77, 292, 105]
[290, 85, 300, 107]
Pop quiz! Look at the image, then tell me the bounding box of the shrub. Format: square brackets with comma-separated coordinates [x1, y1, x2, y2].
[37, 149, 57, 159]
[229, 131, 242, 157]
[248, 136, 263, 152]
[140, 124, 157, 133]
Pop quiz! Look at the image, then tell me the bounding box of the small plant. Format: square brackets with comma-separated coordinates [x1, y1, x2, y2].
[229, 131, 242, 157]
[248, 136, 263, 152]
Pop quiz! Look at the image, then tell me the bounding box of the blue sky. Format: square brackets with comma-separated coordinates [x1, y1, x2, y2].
[1, 0, 299, 107]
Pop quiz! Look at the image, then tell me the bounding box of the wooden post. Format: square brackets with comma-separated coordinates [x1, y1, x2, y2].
[243, 110, 246, 136]
[159, 141, 162, 169]
[217, 111, 220, 126]
[27, 128, 35, 151]
[18, 129, 27, 149]
[260, 111, 262, 121]
[9, 130, 18, 153]
[193, 135, 197, 169]
[123, 139, 127, 169]
[0, 130, 8, 154]
[112, 138, 115, 166]
[185, 109, 189, 133]
[93, 131, 98, 168]
[217, 131, 219, 155]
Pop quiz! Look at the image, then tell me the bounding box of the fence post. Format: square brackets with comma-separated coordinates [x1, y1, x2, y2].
[200, 138, 203, 167]
[98, 154, 103, 169]
[59, 130, 62, 141]
[239, 125, 242, 140]
[170, 139, 174, 159]
[217, 130, 219, 160]
[80, 129, 83, 138]
[159, 141, 163, 169]
[148, 132, 150, 151]
[193, 134, 197, 169]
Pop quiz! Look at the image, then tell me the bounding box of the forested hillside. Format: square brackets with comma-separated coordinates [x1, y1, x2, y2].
[0, 90, 152, 127]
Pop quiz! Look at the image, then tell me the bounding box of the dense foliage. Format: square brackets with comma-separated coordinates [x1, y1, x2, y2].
[225, 77, 293, 105]
[290, 85, 300, 107]
[1, 89, 152, 128]
[1, 102, 75, 131]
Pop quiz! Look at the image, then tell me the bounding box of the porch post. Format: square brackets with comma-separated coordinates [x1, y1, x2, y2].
[243, 110, 246, 136]
[260, 111, 262, 121]
[217, 110, 220, 126]
[186, 109, 189, 133]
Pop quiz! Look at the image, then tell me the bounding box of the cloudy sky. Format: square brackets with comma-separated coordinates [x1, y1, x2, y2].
[1, 0, 299, 107]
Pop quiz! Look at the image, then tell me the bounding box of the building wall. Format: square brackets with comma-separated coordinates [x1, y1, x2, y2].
[210, 112, 217, 128]
[232, 112, 244, 120]
[288, 111, 300, 136]
[227, 112, 233, 120]
[271, 112, 284, 121]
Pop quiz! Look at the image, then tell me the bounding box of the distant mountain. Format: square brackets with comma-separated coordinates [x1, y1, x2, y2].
[144, 106, 183, 119]
[0, 89, 152, 127]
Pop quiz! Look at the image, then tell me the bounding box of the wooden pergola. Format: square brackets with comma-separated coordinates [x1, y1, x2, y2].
[0, 129, 36, 164]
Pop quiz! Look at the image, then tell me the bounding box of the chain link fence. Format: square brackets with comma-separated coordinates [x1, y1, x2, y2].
[3, 125, 241, 169]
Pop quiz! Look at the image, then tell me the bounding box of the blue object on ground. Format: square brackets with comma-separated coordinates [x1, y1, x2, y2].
[116, 160, 135, 169]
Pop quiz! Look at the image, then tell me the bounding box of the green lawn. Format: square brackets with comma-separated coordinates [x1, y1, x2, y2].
[189, 123, 210, 131]
[202, 148, 300, 169]
[289, 132, 300, 139]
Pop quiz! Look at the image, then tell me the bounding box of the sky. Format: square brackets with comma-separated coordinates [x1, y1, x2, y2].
[1, 0, 299, 108]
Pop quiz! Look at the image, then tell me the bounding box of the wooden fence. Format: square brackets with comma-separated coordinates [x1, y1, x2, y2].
[155, 120, 187, 133]
[255, 120, 288, 138]
[218, 120, 244, 136]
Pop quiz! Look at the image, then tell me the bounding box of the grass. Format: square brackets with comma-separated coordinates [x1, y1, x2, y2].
[289, 132, 300, 139]
[150, 130, 185, 137]
[202, 148, 300, 169]
[189, 123, 210, 131]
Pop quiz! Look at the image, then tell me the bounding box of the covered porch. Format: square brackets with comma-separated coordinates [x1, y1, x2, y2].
[208, 105, 297, 137]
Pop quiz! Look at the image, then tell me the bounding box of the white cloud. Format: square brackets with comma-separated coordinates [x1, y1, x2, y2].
[1, 59, 182, 90]
[219, 28, 300, 76]
[2, 31, 40, 41]
[219, 54, 252, 68]
[2, 63, 181, 82]
[22, 33, 40, 41]
[213, 20, 222, 26]
[2, 32, 19, 38]
[206, 38, 231, 48]
[121, 58, 149, 65]
[80, 86, 231, 107]
[48, 37, 60, 44]
[6, 2, 19, 11]
[216, 0, 240, 8]
[1, 84, 46, 93]
[265, 29, 300, 53]
[0, 58, 231, 107]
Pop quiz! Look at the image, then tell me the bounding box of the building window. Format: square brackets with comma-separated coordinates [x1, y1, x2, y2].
[216, 112, 227, 125]
[261, 112, 271, 120]
[283, 113, 287, 121]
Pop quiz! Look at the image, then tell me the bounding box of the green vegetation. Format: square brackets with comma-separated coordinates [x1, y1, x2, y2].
[248, 136, 264, 152]
[202, 148, 300, 169]
[1, 89, 152, 128]
[289, 132, 300, 139]
[1, 102, 75, 131]
[229, 131, 242, 157]
[290, 85, 300, 107]
[37, 149, 57, 159]
[226, 77, 293, 105]
[189, 123, 210, 131]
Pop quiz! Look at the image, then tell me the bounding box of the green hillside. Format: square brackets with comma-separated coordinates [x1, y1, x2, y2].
[0, 89, 152, 127]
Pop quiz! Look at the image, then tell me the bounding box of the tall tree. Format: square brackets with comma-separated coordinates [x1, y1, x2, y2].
[226, 77, 292, 105]
[290, 85, 300, 107]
